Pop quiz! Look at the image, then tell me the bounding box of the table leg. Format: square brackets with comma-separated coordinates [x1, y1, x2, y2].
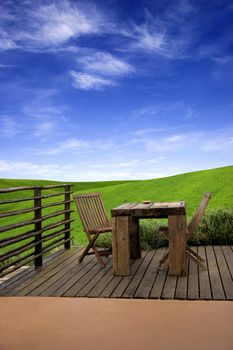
[168, 214, 187, 276]
[129, 217, 141, 259]
[112, 216, 131, 275]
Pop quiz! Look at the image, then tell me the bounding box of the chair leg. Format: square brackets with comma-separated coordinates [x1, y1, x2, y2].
[186, 246, 205, 262]
[79, 232, 101, 262]
[92, 245, 107, 267]
[159, 252, 169, 266]
[186, 250, 207, 270]
[79, 232, 107, 267]
[159, 257, 169, 270]
[159, 252, 169, 270]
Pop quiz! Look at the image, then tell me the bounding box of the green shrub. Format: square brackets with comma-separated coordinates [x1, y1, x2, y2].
[190, 208, 233, 245]
[139, 220, 168, 249]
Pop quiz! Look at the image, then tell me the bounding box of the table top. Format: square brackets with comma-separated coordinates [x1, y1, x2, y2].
[111, 201, 186, 218]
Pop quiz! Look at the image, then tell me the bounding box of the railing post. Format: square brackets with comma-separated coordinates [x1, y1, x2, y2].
[34, 187, 42, 267]
[64, 185, 71, 249]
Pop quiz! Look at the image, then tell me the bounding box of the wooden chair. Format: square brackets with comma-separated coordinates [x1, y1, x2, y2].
[73, 193, 112, 266]
[159, 192, 212, 269]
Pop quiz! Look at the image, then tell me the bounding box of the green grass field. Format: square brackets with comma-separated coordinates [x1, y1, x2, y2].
[1, 165, 233, 248]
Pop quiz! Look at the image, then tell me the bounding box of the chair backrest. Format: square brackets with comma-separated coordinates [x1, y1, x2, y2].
[187, 192, 211, 236]
[73, 193, 110, 233]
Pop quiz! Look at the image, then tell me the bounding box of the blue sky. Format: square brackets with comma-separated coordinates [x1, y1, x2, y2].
[0, 0, 233, 181]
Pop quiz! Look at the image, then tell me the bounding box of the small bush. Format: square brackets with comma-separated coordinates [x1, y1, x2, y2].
[139, 220, 168, 249]
[190, 208, 233, 245]
[96, 233, 112, 248]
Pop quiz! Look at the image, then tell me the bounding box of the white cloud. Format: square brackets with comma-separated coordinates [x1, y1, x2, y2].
[132, 128, 166, 136]
[0, 115, 20, 137]
[22, 100, 70, 138]
[128, 132, 202, 152]
[33, 139, 89, 156]
[70, 71, 116, 90]
[132, 102, 197, 121]
[0, 1, 106, 51]
[0, 27, 17, 50]
[32, 137, 113, 156]
[0, 63, 14, 68]
[0, 160, 73, 179]
[79, 52, 134, 76]
[132, 25, 167, 54]
[32, 122, 57, 137]
[202, 135, 233, 152]
[132, 124, 192, 137]
[26, 1, 104, 46]
[0, 37, 17, 50]
[120, 10, 188, 59]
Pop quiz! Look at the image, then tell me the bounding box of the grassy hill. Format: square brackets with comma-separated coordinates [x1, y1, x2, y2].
[0, 165, 232, 246]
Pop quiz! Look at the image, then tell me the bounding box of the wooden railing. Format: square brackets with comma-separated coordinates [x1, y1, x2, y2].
[0, 184, 74, 277]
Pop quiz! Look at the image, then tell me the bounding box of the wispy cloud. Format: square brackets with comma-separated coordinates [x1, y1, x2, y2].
[132, 128, 166, 137]
[33, 137, 113, 156]
[70, 71, 116, 90]
[122, 24, 169, 56]
[132, 102, 196, 121]
[72, 51, 134, 90]
[78, 51, 134, 76]
[202, 135, 233, 152]
[128, 132, 202, 152]
[119, 5, 193, 59]
[0, 63, 14, 68]
[32, 122, 57, 137]
[0, 89, 70, 140]
[0, 115, 21, 137]
[128, 129, 233, 157]
[25, 1, 104, 46]
[0, 36, 17, 50]
[36, 138, 90, 155]
[0, 159, 73, 179]
[0, 0, 106, 51]
[131, 124, 192, 137]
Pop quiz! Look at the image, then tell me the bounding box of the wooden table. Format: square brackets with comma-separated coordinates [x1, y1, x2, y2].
[111, 202, 187, 276]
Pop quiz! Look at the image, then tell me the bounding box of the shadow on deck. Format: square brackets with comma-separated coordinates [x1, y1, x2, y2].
[0, 246, 233, 300]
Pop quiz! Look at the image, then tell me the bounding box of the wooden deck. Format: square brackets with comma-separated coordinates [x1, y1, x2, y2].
[0, 246, 233, 300]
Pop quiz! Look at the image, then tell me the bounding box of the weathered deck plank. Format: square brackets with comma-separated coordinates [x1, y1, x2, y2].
[187, 247, 199, 299]
[110, 252, 146, 298]
[206, 246, 226, 300]
[135, 248, 165, 299]
[214, 246, 233, 300]
[0, 246, 232, 301]
[0, 249, 78, 296]
[198, 246, 212, 299]
[122, 250, 154, 298]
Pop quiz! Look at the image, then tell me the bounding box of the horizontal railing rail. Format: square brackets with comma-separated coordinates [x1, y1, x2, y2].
[0, 184, 73, 277]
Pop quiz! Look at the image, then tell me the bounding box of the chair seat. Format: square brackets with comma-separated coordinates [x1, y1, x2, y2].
[88, 227, 112, 234]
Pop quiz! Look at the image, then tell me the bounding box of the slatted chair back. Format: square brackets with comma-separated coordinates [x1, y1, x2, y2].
[73, 193, 111, 234]
[187, 192, 211, 237]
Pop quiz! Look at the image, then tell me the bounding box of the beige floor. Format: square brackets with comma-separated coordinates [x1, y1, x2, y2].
[0, 297, 232, 350]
